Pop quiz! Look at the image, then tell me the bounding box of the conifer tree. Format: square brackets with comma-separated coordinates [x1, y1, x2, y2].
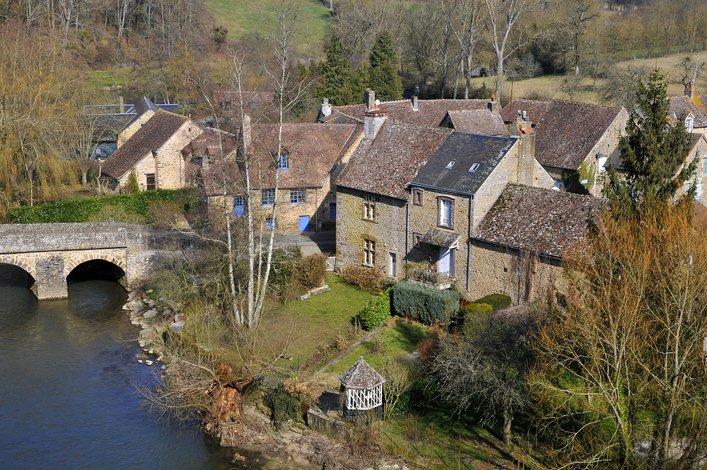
[605, 70, 695, 217]
[369, 32, 403, 101]
[319, 34, 356, 105]
[125, 170, 140, 194]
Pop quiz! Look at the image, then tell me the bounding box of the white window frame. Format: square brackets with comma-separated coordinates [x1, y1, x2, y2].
[438, 197, 454, 228]
[363, 194, 376, 221]
[261, 188, 275, 206]
[363, 239, 376, 267]
[290, 189, 306, 205]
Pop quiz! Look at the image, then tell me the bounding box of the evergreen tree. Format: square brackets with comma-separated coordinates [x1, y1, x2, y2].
[369, 32, 403, 102]
[319, 34, 356, 105]
[125, 170, 140, 194]
[605, 70, 695, 218]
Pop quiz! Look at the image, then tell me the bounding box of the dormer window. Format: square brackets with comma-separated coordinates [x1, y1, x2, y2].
[277, 153, 289, 170]
[468, 163, 480, 173]
[685, 116, 694, 133]
[445, 161, 455, 170]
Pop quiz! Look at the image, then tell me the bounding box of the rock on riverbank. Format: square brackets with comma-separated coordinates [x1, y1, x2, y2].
[123, 290, 182, 359]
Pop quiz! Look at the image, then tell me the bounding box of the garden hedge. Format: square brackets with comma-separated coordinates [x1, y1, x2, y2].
[9, 189, 199, 224]
[358, 290, 391, 330]
[473, 293, 512, 311]
[391, 281, 459, 326]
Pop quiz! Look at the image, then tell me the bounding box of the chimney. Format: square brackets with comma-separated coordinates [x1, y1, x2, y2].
[319, 98, 332, 121]
[119, 96, 125, 114]
[240, 114, 252, 158]
[515, 112, 536, 186]
[684, 80, 694, 98]
[489, 94, 499, 113]
[364, 89, 376, 112]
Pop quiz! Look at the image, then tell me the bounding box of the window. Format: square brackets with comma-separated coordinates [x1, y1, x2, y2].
[329, 202, 336, 220]
[438, 197, 454, 228]
[412, 232, 422, 245]
[468, 163, 480, 173]
[388, 252, 397, 277]
[363, 239, 376, 266]
[685, 116, 694, 133]
[261, 188, 275, 206]
[290, 189, 306, 204]
[233, 195, 245, 217]
[145, 173, 156, 190]
[445, 161, 455, 169]
[277, 153, 289, 170]
[413, 189, 423, 206]
[265, 217, 276, 230]
[703, 156, 707, 176]
[363, 194, 376, 220]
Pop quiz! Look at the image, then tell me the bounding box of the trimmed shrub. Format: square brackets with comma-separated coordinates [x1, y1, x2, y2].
[391, 281, 459, 326]
[341, 265, 383, 292]
[264, 382, 301, 429]
[462, 302, 493, 336]
[474, 293, 512, 311]
[9, 189, 198, 224]
[293, 254, 326, 290]
[358, 290, 391, 330]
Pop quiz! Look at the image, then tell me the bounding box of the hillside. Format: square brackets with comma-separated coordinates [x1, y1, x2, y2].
[206, 0, 332, 55]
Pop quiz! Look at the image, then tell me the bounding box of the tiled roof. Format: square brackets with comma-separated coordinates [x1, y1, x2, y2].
[473, 184, 603, 259]
[340, 357, 385, 389]
[101, 110, 191, 179]
[182, 128, 238, 158]
[336, 121, 451, 199]
[321, 99, 492, 127]
[412, 132, 517, 196]
[421, 228, 460, 248]
[669, 95, 707, 128]
[203, 123, 359, 195]
[445, 109, 508, 135]
[500, 99, 624, 170]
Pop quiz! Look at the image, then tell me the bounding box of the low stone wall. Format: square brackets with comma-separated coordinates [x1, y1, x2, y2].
[306, 406, 349, 440]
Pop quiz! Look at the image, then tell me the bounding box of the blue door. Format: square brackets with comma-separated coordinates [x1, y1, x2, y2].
[298, 215, 310, 233]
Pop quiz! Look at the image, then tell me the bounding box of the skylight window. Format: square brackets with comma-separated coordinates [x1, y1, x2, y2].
[445, 161, 455, 169]
[468, 163, 480, 173]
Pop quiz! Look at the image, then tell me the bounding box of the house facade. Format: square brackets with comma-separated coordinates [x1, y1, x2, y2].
[203, 119, 361, 234]
[101, 110, 202, 191]
[500, 99, 628, 196]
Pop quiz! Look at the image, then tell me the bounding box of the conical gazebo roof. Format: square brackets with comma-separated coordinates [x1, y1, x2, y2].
[340, 357, 385, 389]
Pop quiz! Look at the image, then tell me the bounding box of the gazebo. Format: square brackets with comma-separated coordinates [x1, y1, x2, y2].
[339, 357, 385, 420]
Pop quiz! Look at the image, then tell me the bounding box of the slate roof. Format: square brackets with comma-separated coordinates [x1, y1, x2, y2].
[669, 95, 707, 128]
[336, 121, 451, 199]
[412, 133, 518, 196]
[101, 110, 190, 179]
[321, 99, 492, 127]
[445, 109, 508, 135]
[340, 358, 385, 389]
[500, 99, 624, 170]
[203, 123, 359, 195]
[473, 184, 603, 259]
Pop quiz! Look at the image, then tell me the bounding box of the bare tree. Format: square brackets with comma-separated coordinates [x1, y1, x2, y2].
[678, 55, 705, 96]
[452, 0, 483, 99]
[483, 0, 538, 101]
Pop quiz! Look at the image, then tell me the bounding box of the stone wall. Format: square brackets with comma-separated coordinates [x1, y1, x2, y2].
[469, 241, 565, 303]
[583, 109, 628, 196]
[117, 152, 155, 190]
[336, 187, 407, 277]
[408, 188, 471, 288]
[155, 121, 203, 189]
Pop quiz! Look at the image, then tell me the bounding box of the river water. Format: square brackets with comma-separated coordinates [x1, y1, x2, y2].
[0, 267, 237, 469]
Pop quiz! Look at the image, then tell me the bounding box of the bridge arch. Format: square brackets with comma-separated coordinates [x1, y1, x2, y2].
[66, 257, 127, 285]
[0, 256, 37, 281]
[64, 252, 127, 279]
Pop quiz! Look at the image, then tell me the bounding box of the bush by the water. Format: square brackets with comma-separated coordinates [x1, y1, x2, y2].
[392, 281, 459, 325]
[341, 265, 383, 292]
[474, 293, 512, 311]
[293, 254, 326, 290]
[9, 189, 199, 224]
[358, 290, 391, 330]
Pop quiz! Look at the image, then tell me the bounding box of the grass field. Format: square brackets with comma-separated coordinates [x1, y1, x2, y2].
[473, 51, 707, 104]
[206, 0, 332, 55]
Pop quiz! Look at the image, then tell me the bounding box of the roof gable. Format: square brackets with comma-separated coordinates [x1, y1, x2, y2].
[101, 110, 191, 179]
[444, 109, 508, 135]
[340, 358, 385, 389]
[412, 133, 518, 196]
[669, 95, 707, 128]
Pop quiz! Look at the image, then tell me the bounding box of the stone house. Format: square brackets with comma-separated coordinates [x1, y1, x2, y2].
[101, 110, 202, 191]
[668, 85, 707, 136]
[500, 99, 629, 196]
[470, 184, 602, 303]
[335, 90, 554, 290]
[203, 120, 361, 234]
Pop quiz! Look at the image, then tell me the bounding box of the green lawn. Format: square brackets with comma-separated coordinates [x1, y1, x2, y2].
[206, 0, 332, 55]
[86, 67, 133, 90]
[261, 273, 375, 368]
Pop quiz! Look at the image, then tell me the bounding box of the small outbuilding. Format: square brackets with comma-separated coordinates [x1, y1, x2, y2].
[339, 357, 385, 420]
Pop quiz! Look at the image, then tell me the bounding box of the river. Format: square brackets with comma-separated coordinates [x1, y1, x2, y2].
[0, 266, 239, 469]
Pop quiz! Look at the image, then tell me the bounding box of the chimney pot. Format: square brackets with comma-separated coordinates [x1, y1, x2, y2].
[684, 81, 694, 98]
[319, 98, 332, 121]
[411, 95, 419, 111]
[119, 96, 125, 114]
[365, 89, 376, 112]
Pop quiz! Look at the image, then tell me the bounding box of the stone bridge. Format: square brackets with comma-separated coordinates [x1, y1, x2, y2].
[0, 223, 197, 300]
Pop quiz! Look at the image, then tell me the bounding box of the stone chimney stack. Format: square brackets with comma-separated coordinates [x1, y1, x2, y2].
[119, 96, 125, 114]
[363, 89, 386, 140]
[684, 80, 694, 98]
[515, 111, 536, 186]
[319, 98, 332, 121]
[411, 95, 419, 111]
[240, 114, 252, 158]
[489, 94, 500, 113]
